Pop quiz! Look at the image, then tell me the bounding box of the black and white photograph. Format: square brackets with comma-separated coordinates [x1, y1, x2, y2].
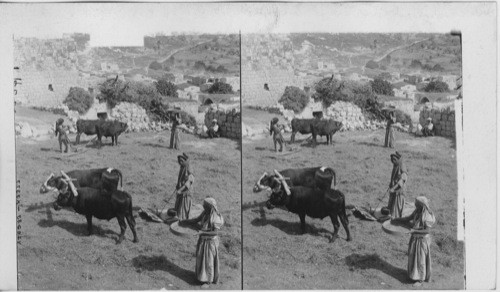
[4, 3, 241, 290]
[242, 32, 464, 289]
[0, 2, 497, 291]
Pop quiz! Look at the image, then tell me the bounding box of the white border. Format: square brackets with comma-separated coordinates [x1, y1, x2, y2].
[0, 2, 497, 290]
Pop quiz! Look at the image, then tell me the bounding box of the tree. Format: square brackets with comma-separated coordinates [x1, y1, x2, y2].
[370, 78, 394, 96]
[64, 87, 94, 114]
[97, 79, 130, 108]
[207, 81, 233, 94]
[155, 78, 179, 97]
[410, 59, 423, 68]
[279, 86, 309, 113]
[149, 61, 163, 70]
[365, 60, 379, 69]
[194, 61, 206, 70]
[424, 81, 449, 93]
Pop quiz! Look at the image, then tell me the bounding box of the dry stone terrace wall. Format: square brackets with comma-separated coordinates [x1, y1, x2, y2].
[419, 106, 456, 138]
[242, 67, 302, 107]
[204, 108, 241, 139]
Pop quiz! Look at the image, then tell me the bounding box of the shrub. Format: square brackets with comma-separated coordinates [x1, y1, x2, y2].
[64, 87, 94, 114]
[96, 79, 130, 108]
[207, 81, 233, 94]
[370, 78, 394, 96]
[155, 78, 179, 97]
[279, 86, 309, 113]
[149, 61, 163, 70]
[424, 81, 449, 93]
[179, 111, 197, 127]
[394, 109, 412, 126]
[365, 60, 379, 69]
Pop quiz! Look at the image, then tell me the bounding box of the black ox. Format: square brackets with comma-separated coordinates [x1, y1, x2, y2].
[40, 168, 123, 194]
[96, 120, 128, 147]
[254, 167, 337, 193]
[290, 118, 315, 143]
[53, 183, 139, 244]
[75, 119, 103, 144]
[266, 181, 351, 243]
[311, 119, 342, 145]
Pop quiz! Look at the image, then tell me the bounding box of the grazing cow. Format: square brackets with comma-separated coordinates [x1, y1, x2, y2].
[266, 181, 351, 243]
[290, 118, 315, 143]
[53, 178, 138, 244]
[96, 120, 128, 147]
[40, 168, 123, 194]
[254, 167, 337, 193]
[76, 119, 104, 144]
[310, 119, 342, 145]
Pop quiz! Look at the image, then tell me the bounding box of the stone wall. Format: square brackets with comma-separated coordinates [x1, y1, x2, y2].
[204, 108, 241, 139]
[167, 101, 204, 124]
[419, 105, 456, 138]
[111, 102, 151, 132]
[242, 67, 302, 107]
[14, 69, 97, 107]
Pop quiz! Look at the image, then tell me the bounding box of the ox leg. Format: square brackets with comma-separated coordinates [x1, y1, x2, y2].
[290, 132, 296, 143]
[125, 215, 139, 243]
[329, 213, 341, 243]
[116, 215, 127, 244]
[299, 213, 307, 234]
[111, 136, 115, 146]
[75, 133, 81, 144]
[114, 135, 118, 146]
[86, 215, 93, 235]
[339, 212, 352, 242]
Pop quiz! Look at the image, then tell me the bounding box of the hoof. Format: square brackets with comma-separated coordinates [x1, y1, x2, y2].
[329, 235, 339, 243]
[133, 239, 139, 243]
[346, 236, 353, 242]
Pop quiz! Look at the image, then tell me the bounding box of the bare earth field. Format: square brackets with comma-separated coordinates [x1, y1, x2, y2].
[16, 111, 241, 290]
[242, 129, 464, 290]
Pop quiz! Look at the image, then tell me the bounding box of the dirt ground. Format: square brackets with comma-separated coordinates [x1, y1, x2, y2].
[242, 128, 464, 290]
[16, 109, 242, 290]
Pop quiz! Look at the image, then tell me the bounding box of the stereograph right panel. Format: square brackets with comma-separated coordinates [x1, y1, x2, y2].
[241, 32, 464, 289]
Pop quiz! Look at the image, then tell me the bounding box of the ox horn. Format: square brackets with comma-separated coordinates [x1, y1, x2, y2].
[41, 173, 56, 192]
[60, 171, 78, 197]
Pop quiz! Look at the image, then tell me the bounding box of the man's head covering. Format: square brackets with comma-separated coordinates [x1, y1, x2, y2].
[177, 153, 189, 164]
[271, 117, 279, 125]
[56, 118, 64, 125]
[177, 153, 192, 174]
[390, 151, 408, 184]
[413, 196, 436, 229]
[212, 119, 217, 123]
[427, 117, 432, 122]
[201, 197, 224, 230]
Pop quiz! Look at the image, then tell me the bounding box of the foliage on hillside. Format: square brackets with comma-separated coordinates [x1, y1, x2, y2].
[207, 81, 233, 94]
[97, 79, 196, 124]
[154, 77, 179, 97]
[370, 78, 394, 96]
[64, 87, 94, 114]
[424, 81, 450, 93]
[279, 86, 309, 113]
[313, 78, 386, 121]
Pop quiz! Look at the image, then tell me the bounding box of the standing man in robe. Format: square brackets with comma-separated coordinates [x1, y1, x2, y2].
[269, 117, 284, 152]
[55, 118, 70, 153]
[384, 111, 396, 148]
[170, 113, 182, 150]
[388, 152, 408, 218]
[173, 153, 194, 220]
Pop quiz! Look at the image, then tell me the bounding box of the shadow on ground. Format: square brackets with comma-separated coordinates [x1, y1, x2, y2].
[250, 216, 335, 241]
[132, 254, 198, 286]
[38, 218, 118, 241]
[345, 253, 410, 284]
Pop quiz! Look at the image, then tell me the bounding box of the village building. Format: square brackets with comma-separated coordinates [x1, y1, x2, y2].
[438, 75, 458, 90]
[392, 81, 417, 99]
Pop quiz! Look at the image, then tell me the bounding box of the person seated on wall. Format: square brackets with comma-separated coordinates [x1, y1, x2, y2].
[207, 119, 219, 138]
[422, 118, 434, 137]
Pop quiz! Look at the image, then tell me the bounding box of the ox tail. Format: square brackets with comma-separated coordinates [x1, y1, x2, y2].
[342, 192, 349, 224]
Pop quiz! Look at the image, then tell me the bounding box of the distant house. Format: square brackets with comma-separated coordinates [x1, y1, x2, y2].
[173, 73, 184, 84]
[438, 75, 458, 90]
[406, 74, 423, 85]
[392, 82, 416, 99]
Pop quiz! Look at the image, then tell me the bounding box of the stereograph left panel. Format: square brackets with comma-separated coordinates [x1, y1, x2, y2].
[11, 4, 242, 290]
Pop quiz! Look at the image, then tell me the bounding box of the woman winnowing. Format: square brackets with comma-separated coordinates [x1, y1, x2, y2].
[174, 153, 194, 220]
[388, 152, 408, 218]
[270, 117, 284, 152]
[384, 111, 396, 148]
[182, 197, 224, 287]
[393, 196, 436, 286]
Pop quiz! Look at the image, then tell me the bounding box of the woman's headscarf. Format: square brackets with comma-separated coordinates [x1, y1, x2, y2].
[412, 196, 436, 229]
[200, 197, 224, 231]
[390, 152, 408, 184]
